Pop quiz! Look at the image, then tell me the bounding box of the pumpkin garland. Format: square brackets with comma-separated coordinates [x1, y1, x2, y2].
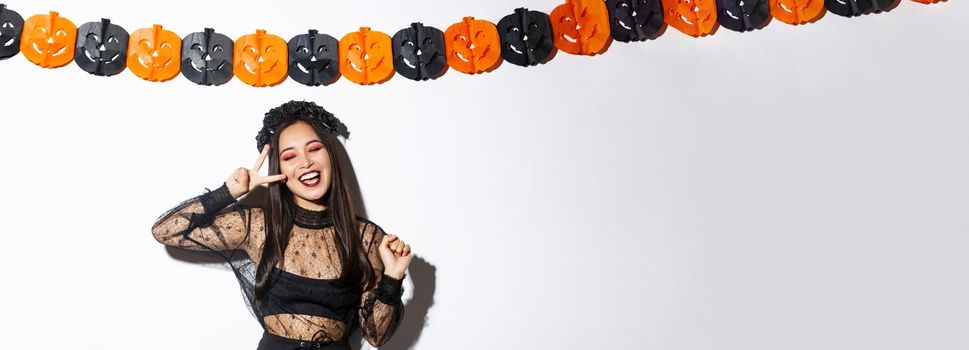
[443, 16, 503, 75]
[128, 24, 181, 81]
[20, 11, 76, 68]
[0, 0, 948, 86]
[339, 27, 394, 85]
[288, 29, 340, 86]
[234, 29, 288, 87]
[662, 0, 719, 37]
[770, 0, 826, 25]
[181, 28, 234, 86]
[716, 0, 772, 32]
[605, 0, 665, 42]
[497, 8, 557, 67]
[75, 18, 128, 76]
[0, 4, 25, 60]
[392, 22, 448, 81]
[549, 0, 613, 55]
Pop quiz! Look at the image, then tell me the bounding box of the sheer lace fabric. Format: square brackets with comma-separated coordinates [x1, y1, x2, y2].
[151, 183, 404, 346]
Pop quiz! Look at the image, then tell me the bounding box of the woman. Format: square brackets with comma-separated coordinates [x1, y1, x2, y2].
[151, 100, 412, 349]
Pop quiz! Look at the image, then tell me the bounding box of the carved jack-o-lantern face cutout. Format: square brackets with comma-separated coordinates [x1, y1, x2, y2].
[825, 0, 895, 17]
[181, 28, 234, 86]
[20, 11, 76, 68]
[128, 24, 181, 81]
[75, 18, 128, 76]
[497, 8, 556, 67]
[339, 27, 394, 85]
[392, 22, 448, 81]
[770, 0, 825, 25]
[716, 0, 772, 32]
[606, 0, 664, 42]
[288, 29, 340, 86]
[234, 29, 288, 87]
[444, 16, 502, 75]
[550, 0, 612, 55]
[661, 0, 718, 37]
[0, 4, 24, 60]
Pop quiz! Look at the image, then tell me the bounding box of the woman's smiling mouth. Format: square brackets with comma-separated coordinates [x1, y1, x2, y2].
[299, 171, 320, 187]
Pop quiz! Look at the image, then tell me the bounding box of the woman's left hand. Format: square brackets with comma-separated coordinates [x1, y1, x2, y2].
[378, 234, 412, 280]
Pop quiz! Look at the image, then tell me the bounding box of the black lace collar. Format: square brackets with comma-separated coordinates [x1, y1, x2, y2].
[294, 204, 334, 228]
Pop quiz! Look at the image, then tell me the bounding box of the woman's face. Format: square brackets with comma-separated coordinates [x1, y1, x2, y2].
[277, 120, 332, 208]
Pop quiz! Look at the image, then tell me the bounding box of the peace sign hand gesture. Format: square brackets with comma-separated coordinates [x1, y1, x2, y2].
[226, 145, 288, 199]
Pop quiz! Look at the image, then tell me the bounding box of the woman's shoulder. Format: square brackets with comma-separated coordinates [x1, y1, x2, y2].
[354, 215, 387, 242]
[354, 215, 385, 231]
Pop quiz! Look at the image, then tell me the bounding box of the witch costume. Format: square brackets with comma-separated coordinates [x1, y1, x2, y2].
[151, 101, 404, 349]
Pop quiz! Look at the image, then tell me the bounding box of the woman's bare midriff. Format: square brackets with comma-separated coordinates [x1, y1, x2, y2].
[263, 313, 347, 341]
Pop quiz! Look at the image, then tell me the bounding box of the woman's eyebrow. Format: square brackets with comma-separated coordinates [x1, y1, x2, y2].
[280, 140, 323, 153]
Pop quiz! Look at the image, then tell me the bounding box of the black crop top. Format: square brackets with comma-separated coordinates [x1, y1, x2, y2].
[150, 183, 405, 346]
[262, 266, 360, 322]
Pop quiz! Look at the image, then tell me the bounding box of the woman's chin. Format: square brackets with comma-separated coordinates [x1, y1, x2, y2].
[292, 189, 327, 203]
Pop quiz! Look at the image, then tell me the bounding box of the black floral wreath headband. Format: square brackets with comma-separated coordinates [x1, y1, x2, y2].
[255, 100, 350, 153]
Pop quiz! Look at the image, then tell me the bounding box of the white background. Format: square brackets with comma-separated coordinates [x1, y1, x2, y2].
[0, 1, 967, 349]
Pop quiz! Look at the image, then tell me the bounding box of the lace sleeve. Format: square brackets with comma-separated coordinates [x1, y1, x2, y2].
[151, 182, 265, 253]
[358, 220, 405, 347]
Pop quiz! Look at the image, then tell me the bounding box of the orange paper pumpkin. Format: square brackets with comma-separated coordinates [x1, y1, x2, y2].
[549, 0, 612, 55]
[339, 27, 394, 85]
[443, 17, 502, 75]
[769, 0, 825, 25]
[127, 24, 181, 81]
[661, 0, 718, 37]
[20, 11, 76, 68]
[234, 29, 288, 87]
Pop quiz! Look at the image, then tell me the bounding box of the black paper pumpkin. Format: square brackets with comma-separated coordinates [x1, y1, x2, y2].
[287, 29, 340, 86]
[497, 8, 556, 67]
[825, 0, 896, 17]
[0, 4, 24, 60]
[716, 0, 771, 32]
[605, 0, 664, 42]
[391, 22, 447, 81]
[180, 28, 234, 86]
[74, 18, 128, 76]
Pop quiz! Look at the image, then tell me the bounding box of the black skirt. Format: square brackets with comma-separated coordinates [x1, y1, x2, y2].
[256, 331, 350, 350]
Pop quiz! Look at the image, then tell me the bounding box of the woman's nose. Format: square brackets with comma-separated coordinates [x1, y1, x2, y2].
[300, 157, 313, 169]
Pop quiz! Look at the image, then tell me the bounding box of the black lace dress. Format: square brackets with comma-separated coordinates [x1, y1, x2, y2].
[151, 183, 405, 349]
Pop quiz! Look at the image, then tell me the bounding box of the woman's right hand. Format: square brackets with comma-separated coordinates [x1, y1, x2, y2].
[227, 145, 288, 199]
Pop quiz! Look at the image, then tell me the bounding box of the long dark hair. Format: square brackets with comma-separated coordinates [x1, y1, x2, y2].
[253, 112, 377, 305]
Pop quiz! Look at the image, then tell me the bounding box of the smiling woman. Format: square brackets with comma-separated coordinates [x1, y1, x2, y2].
[150, 100, 413, 349]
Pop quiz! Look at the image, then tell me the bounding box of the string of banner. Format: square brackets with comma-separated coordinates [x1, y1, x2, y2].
[0, 0, 946, 87]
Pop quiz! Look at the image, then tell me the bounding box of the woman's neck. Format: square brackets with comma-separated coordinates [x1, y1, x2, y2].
[293, 198, 334, 228]
[294, 196, 327, 211]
